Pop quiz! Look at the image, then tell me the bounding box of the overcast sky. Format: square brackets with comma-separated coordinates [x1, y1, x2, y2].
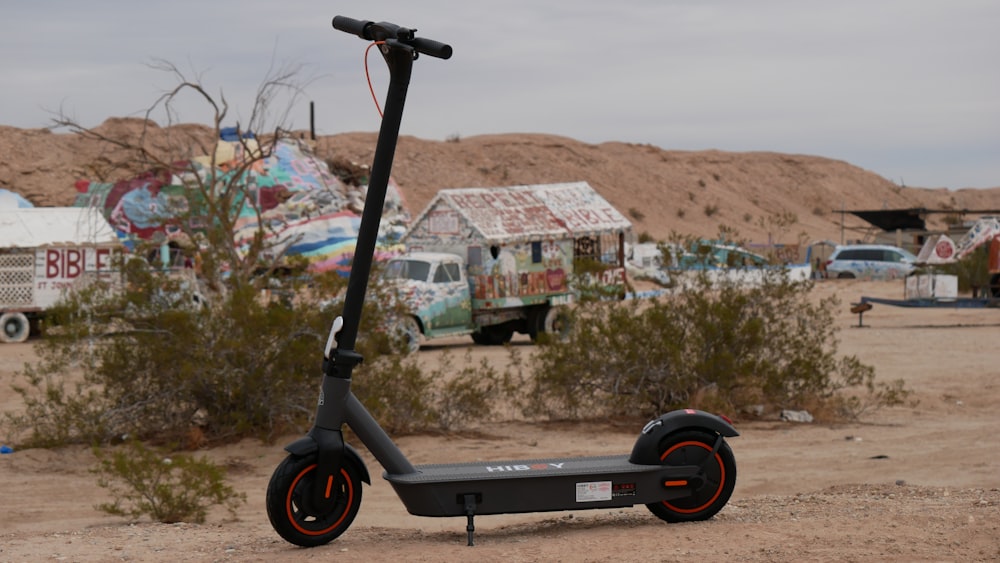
[2, 1, 997, 189]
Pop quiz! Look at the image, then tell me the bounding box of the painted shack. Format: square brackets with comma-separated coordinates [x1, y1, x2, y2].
[386, 182, 633, 349]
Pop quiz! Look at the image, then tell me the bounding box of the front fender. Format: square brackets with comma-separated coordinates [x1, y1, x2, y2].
[283, 436, 372, 484]
[629, 409, 738, 465]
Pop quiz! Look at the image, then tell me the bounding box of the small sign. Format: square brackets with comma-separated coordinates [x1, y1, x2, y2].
[575, 481, 612, 502]
[428, 210, 460, 235]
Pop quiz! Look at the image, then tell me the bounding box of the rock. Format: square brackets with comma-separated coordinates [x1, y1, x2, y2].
[780, 409, 814, 423]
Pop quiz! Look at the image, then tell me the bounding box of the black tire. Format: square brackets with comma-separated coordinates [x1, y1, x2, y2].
[0, 312, 30, 343]
[837, 272, 856, 279]
[646, 430, 736, 523]
[390, 316, 421, 354]
[542, 306, 571, 340]
[266, 454, 364, 547]
[471, 325, 513, 345]
[527, 307, 545, 342]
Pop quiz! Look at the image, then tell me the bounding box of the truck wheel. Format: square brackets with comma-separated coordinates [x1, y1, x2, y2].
[528, 308, 545, 342]
[542, 307, 571, 340]
[0, 312, 30, 343]
[529, 306, 572, 342]
[472, 325, 513, 346]
[392, 316, 421, 354]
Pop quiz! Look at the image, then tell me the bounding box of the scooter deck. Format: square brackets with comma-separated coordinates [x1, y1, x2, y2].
[385, 454, 698, 517]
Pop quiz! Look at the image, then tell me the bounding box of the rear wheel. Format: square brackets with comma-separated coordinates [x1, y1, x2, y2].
[542, 306, 571, 340]
[528, 306, 573, 342]
[266, 454, 364, 547]
[471, 324, 513, 345]
[646, 430, 736, 523]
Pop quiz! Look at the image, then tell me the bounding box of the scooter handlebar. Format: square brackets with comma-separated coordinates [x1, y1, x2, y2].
[332, 15, 371, 37]
[332, 15, 453, 59]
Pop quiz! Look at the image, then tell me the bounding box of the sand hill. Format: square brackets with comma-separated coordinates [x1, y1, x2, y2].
[2, 118, 999, 245]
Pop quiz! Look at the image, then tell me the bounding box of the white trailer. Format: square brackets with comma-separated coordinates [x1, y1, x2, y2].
[0, 207, 118, 343]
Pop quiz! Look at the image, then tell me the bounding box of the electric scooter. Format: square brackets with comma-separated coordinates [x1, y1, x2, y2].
[266, 16, 739, 547]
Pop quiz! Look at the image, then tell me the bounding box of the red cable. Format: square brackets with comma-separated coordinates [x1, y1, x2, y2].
[364, 41, 386, 118]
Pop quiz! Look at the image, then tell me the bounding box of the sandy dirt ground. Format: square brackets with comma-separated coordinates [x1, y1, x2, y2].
[1, 280, 998, 562]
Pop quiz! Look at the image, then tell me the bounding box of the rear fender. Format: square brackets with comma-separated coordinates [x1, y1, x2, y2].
[629, 409, 738, 465]
[283, 436, 372, 484]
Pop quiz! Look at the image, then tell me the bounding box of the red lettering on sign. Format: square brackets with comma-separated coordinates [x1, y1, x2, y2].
[96, 248, 110, 271]
[46, 249, 61, 278]
[66, 249, 82, 278]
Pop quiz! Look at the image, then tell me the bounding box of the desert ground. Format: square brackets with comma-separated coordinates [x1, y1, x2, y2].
[0, 279, 998, 562]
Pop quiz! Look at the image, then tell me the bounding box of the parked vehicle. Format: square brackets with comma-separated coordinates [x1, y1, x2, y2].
[386, 182, 632, 351]
[824, 244, 916, 280]
[1, 207, 119, 343]
[626, 240, 812, 288]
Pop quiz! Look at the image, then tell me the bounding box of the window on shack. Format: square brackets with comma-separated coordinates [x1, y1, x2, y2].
[574, 233, 621, 264]
[467, 246, 482, 267]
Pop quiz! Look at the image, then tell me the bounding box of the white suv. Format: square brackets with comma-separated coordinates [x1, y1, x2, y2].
[824, 244, 916, 280]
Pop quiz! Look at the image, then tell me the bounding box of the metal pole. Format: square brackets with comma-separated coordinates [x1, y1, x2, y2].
[310, 101, 316, 141]
[841, 202, 845, 245]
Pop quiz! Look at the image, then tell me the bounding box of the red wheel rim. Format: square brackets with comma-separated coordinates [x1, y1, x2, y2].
[286, 464, 354, 536]
[659, 440, 725, 514]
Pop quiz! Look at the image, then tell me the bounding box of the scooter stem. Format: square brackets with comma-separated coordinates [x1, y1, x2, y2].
[331, 46, 413, 357]
[305, 19, 449, 507]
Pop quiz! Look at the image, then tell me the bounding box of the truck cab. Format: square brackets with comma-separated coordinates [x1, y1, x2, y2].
[385, 252, 473, 338]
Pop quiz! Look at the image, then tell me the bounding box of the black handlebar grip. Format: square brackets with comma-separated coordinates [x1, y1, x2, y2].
[332, 15, 372, 39]
[411, 37, 453, 60]
[333, 15, 452, 60]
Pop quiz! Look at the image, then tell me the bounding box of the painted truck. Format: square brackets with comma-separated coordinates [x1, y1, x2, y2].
[0, 207, 119, 343]
[385, 182, 633, 351]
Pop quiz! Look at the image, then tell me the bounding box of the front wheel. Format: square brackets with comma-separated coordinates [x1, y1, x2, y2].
[0, 312, 30, 343]
[266, 454, 364, 547]
[390, 316, 421, 354]
[646, 430, 736, 523]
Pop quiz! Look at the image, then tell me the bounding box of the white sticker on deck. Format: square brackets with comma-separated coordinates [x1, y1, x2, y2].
[575, 481, 613, 502]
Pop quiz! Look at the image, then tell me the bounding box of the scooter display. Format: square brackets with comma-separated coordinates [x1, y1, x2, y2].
[266, 16, 739, 547]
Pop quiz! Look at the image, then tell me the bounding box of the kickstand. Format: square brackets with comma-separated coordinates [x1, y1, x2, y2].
[463, 493, 478, 547]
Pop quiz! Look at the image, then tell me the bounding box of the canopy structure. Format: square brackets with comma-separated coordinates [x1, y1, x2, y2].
[848, 207, 1000, 232]
[847, 208, 928, 231]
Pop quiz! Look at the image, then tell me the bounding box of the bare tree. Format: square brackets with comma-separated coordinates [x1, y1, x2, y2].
[52, 59, 314, 292]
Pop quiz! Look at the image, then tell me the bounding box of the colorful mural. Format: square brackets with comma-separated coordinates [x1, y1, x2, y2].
[73, 137, 409, 273]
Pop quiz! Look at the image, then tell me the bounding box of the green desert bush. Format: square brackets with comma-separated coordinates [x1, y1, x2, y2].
[92, 440, 245, 524]
[3, 259, 508, 447]
[526, 269, 908, 421]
